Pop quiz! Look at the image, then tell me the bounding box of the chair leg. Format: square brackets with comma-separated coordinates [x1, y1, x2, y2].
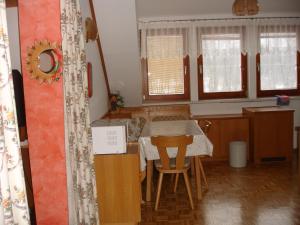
[155, 172, 164, 211]
[198, 157, 208, 190]
[190, 157, 195, 176]
[183, 171, 194, 210]
[194, 156, 202, 200]
[170, 173, 175, 183]
[146, 160, 153, 202]
[174, 173, 179, 193]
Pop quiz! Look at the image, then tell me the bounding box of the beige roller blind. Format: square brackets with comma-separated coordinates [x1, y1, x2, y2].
[146, 35, 184, 95]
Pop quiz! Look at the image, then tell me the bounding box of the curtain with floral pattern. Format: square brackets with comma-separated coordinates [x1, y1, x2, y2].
[0, 1, 30, 224]
[60, 0, 99, 224]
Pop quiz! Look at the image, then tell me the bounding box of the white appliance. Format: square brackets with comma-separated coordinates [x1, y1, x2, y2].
[91, 120, 127, 154]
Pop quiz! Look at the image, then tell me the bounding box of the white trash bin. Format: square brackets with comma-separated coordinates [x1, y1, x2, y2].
[229, 141, 247, 168]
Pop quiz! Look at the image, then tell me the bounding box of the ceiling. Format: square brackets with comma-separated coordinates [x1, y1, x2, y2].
[136, 0, 300, 19]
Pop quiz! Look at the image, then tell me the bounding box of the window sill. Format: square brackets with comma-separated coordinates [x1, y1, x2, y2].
[142, 100, 190, 106]
[141, 96, 300, 106]
[191, 96, 300, 104]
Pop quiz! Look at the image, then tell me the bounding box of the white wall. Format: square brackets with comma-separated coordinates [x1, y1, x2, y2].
[93, 0, 142, 107]
[7, 7, 21, 72]
[80, 0, 110, 121]
[136, 0, 300, 19]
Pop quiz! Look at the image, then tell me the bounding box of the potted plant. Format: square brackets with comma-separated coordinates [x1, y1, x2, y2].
[109, 92, 124, 113]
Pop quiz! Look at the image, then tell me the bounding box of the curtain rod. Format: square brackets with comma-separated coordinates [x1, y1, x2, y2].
[138, 16, 300, 23]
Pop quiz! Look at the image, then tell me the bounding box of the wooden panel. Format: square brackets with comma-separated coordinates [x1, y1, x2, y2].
[193, 114, 245, 120]
[104, 112, 132, 119]
[194, 114, 249, 161]
[277, 112, 293, 161]
[94, 145, 141, 223]
[253, 113, 278, 160]
[243, 107, 294, 163]
[219, 118, 249, 160]
[253, 109, 293, 162]
[242, 106, 294, 113]
[205, 119, 221, 160]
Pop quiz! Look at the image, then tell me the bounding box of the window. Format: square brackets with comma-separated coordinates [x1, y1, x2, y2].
[197, 29, 247, 99]
[141, 30, 190, 101]
[257, 28, 300, 97]
[139, 20, 300, 102]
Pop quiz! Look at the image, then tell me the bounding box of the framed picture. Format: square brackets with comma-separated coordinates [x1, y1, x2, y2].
[87, 62, 93, 97]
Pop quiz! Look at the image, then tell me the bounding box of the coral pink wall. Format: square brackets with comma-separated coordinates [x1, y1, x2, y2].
[18, 1, 68, 225]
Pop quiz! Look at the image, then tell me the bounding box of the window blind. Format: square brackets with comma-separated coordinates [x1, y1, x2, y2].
[147, 35, 184, 95]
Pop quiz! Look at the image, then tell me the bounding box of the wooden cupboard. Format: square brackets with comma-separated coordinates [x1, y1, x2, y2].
[192, 114, 249, 161]
[94, 144, 141, 225]
[243, 107, 294, 163]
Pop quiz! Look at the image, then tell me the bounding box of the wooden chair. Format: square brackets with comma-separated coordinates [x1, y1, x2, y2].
[151, 135, 194, 210]
[197, 120, 212, 190]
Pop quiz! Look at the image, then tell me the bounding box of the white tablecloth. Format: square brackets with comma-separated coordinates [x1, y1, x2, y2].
[138, 120, 213, 171]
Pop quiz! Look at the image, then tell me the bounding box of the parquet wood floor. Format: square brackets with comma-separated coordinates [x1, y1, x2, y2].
[140, 162, 300, 225]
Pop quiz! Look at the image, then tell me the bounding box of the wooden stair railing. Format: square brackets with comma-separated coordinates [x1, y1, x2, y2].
[88, 0, 111, 96]
[5, 0, 18, 7]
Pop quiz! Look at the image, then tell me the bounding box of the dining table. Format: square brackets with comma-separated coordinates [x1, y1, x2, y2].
[138, 120, 213, 202]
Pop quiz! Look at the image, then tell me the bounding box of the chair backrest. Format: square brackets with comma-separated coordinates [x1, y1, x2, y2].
[151, 135, 193, 170]
[198, 120, 212, 135]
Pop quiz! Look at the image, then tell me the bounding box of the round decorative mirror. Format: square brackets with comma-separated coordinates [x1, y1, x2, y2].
[26, 40, 62, 84]
[39, 50, 57, 73]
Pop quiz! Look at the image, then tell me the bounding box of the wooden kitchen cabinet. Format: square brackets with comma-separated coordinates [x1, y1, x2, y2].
[94, 144, 141, 225]
[192, 114, 249, 161]
[243, 107, 294, 163]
